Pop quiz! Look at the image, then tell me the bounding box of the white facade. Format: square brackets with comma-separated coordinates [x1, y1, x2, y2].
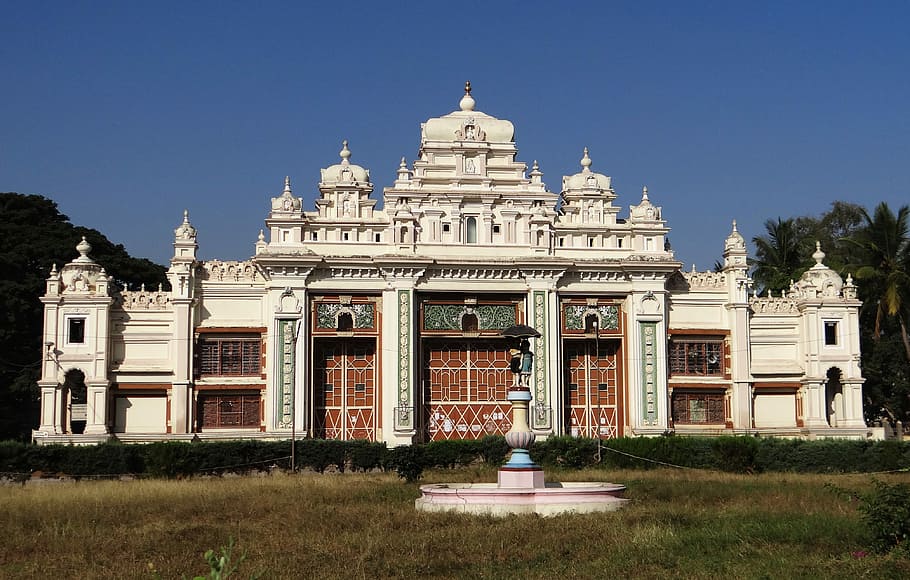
[34, 85, 870, 445]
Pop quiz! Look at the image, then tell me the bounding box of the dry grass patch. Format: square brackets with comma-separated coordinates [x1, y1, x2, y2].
[1, 469, 909, 579]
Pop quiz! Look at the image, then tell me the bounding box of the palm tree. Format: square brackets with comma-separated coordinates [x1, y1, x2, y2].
[846, 202, 910, 360]
[751, 217, 808, 294]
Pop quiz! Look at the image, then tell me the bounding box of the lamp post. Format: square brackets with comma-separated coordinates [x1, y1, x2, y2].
[290, 319, 302, 472]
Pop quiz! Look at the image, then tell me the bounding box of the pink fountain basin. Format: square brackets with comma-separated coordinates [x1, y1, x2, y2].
[416, 479, 629, 516]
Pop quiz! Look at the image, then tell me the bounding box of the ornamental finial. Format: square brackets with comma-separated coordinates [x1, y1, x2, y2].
[459, 81, 476, 111]
[340, 140, 351, 164]
[813, 241, 825, 265]
[580, 147, 592, 172]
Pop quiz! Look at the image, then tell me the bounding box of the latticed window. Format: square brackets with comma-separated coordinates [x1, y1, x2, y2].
[672, 392, 725, 424]
[198, 394, 260, 428]
[199, 338, 261, 376]
[669, 339, 723, 376]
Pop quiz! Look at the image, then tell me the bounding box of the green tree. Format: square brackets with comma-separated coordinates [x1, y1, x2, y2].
[751, 217, 809, 294]
[839, 202, 910, 423]
[0, 193, 168, 440]
[801, 201, 865, 271]
[846, 203, 910, 359]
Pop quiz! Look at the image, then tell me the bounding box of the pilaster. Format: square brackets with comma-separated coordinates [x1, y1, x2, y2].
[627, 288, 670, 434]
[378, 263, 427, 444]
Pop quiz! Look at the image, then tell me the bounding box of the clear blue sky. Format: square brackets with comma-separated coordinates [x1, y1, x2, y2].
[2, 1, 908, 271]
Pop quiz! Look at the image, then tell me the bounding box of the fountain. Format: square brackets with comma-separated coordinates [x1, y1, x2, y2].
[415, 325, 629, 516]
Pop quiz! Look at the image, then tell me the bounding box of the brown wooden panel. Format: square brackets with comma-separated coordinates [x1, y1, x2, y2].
[423, 339, 512, 440]
[198, 393, 261, 429]
[313, 338, 377, 441]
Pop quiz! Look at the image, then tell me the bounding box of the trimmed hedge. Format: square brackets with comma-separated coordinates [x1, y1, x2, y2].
[2, 435, 908, 481]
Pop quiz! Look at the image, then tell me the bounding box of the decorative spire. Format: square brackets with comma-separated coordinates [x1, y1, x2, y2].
[258, 229, 265, 242]
[641, 185, 649, 201]
[397, 156, 410, 181]
[529, 160, 543, 183]
[580, 147, 592, 173]
[284, 176, 292, 194]
[732, 219, 738, 232]
[459, 80, 475, 112]
[340, 140, 351, 165]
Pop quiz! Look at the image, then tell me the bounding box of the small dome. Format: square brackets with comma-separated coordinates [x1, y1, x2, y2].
[724, 220, 746, 252]
[174, 209, 198, 239]
[320, 140, 371, 185]
[562, 148, 612, 191]
[271, 176, 302, 212]
[793, 242, 843, 299]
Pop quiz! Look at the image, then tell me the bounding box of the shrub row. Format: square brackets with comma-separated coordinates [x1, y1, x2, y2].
[1, 435, 908, 481]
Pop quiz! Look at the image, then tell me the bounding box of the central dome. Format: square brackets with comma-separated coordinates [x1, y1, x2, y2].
[421, 82, 515, 143]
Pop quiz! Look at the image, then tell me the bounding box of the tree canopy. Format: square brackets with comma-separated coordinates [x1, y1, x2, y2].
[751, 200, 910, 423]
[0, 193, 169, 440]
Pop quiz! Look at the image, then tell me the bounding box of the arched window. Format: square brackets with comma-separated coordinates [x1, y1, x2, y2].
[465, 217, 478, 244]
[461, 312, 479, 332]
[584, 313, 600, 334]
[337, 312, 354, 332]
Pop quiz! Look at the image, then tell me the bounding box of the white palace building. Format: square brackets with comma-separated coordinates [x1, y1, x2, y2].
[34, 85, 871, 445]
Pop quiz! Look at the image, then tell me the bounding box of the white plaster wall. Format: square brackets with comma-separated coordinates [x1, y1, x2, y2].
[200, 297, 262, 323]
[754, 394, 796, 428]
[114, 396, 167, 433]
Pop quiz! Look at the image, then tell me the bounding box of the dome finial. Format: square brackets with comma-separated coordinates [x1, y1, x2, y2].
[813, 240, 825, 265]
[459, 81, 476, 111]
[641, 185, 649, 201]
[580, 147, 592, 172]
[340, 140, 351, 165]
[732, 219, 738, 232]
[283, 176, 292, 194]
[77, 236, 91, 258]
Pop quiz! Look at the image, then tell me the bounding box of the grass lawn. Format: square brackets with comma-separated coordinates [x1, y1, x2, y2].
[1, 467, 908, 579]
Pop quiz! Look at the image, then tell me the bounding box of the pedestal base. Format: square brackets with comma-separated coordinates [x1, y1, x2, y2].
[498, 467, 545, 488]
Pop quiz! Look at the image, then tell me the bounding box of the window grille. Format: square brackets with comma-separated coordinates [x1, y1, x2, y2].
[199, 338, 261, 376]
[199, 394, 260, 428]
[672, 392, 725, 424]
[669, 339, 723, 376]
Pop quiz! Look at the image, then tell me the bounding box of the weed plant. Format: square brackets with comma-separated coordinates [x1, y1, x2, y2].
[2, 469, 909, 578]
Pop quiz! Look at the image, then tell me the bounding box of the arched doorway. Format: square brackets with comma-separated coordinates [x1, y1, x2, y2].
[825, 367, 844, 427]
[63, 368, 87, 434]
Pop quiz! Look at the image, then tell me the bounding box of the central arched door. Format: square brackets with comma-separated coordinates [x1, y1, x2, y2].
[423, 338, 513, 440]
[564, 339, 622, 438]
[313, 338, 377, 440]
